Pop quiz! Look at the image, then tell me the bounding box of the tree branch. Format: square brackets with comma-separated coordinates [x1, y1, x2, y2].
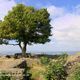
[19, 42, 22, 50]
[7, 43, 19, 46]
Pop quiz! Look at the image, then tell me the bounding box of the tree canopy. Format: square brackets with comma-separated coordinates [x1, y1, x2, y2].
[0, 4, 52, 56]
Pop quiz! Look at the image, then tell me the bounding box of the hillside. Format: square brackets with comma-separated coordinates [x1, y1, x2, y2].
[0, 53, 80, 80]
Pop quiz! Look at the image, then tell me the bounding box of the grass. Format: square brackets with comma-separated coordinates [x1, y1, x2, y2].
[0, 53, 80, 80]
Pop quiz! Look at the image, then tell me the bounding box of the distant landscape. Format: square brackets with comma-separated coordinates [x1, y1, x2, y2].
[0, 50, 80, 55]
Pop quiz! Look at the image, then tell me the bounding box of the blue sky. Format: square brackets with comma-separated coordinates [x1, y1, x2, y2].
[15, 0, 80, 10]
[0, 0, 80, 54]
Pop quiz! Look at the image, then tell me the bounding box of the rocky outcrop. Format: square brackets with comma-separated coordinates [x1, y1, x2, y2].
[0, 58, 27, 80]
[66, 56, 80, 68]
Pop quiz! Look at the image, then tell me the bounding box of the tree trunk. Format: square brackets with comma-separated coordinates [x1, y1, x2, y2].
[19, 42, 27, 57]
[22, 44, 26, 57]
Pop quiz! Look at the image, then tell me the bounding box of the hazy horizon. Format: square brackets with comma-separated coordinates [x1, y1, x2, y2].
[0, 45, 80, 55]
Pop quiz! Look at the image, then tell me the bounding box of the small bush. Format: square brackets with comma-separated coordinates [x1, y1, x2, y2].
[14, 53, 22, 59]
[40, 57, 50, 65]
[5, 55, 11, 58]
[0, 72, 12, 80]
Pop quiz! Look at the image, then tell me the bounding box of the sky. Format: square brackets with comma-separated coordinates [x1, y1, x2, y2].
[0, 0, 80, 54]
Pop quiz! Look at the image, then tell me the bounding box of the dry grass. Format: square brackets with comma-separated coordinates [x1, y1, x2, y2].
[0, 53, 79, 80]
[67, 53, 80, 62]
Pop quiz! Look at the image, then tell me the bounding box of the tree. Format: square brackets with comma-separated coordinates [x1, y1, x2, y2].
[0, 4, 51, 56]
[0, 21, 8, 44]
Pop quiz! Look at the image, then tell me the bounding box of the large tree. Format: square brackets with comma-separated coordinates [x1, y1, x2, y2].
[0, 4, 51, 56]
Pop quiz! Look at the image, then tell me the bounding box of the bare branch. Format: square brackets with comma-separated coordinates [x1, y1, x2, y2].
[7, 43, 19, 46]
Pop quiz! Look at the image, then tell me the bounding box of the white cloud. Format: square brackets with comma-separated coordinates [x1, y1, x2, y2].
[53, 13, 80, 41]
[47, 5, 80, 51]
[47, 5, 80, 41]
[53, 14, 80, 41]
[47, 5, 66, 18]
[0, 0, 16, 20]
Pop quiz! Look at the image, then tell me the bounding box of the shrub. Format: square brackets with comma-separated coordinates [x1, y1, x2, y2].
[44, 54, 68, 80]
[14, 53, 22, 59]
[40, 57, 50, 65]
[67, 65, 80, 80]
[5, 55, 11, 58]
[0, 72, 12, 80]
[74, 67, 80, 80]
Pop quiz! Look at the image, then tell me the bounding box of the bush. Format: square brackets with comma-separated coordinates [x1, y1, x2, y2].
[5, 55, 11, 58]
[14, 53, 22, 59]
[40, 57, 50, 65]
[74, 67, 80, 80]
[67, 65, 80, 80]
[44, 54, 68, 80]
[0, 72, 12, 80]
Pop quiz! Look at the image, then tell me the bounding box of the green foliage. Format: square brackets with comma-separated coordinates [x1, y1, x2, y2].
[57, 53, 68, 63]
[74, 68, 80, 80]
[0, 72, 12, 80]
[40, 57, 50, 65]
[0, 4, 51, 44]
[0, 39, 8, 44]
[44, 54, 68, 80]
[67, 65, 80, 80]
[0, 4, 51, 55]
